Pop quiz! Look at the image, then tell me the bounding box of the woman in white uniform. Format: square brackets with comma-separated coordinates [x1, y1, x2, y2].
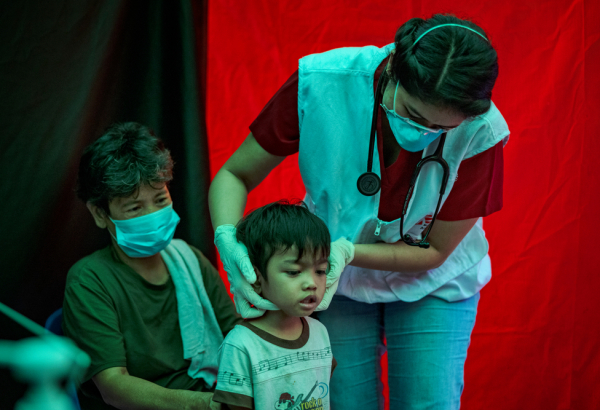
[209, 14, 509, 410]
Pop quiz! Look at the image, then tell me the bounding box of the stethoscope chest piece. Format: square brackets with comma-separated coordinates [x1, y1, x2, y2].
[357, 172, 381, 196]
[357, 64, 387, 198]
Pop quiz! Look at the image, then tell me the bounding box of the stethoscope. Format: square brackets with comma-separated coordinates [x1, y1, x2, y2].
[356, 68, 450, 249]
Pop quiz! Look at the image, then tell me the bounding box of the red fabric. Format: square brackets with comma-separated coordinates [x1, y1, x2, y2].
[206, 1, 600, 409]
[250, 68, 503, 222]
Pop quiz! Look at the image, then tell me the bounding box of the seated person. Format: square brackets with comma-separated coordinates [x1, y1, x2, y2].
[63, 122, 240, 410]
[212, 200, 338, 410]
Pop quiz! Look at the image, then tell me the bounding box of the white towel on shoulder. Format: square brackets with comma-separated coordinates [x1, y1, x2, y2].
[161, 239, 224, 387]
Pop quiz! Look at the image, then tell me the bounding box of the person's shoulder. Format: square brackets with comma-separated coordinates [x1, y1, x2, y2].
[475, 102, 510, 137]
[462, 102, 509, 139]
[299, 43, 393, 75]
[305, 316, 325, 328]
[66, 246, 116, 286]
[305, 316, 329, 336]
[184, 241, 209, 263]
[221, 323, 258, 349]
[172, 239, 213, 266]
[452, 102, 510, 159]
[169, 238, 193, 253]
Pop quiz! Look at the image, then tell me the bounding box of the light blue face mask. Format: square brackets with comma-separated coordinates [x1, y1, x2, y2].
[109, 204, 180, 258]
[381, 81, 444, 152]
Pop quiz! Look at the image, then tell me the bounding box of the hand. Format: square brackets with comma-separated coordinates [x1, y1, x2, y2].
[315, 237, 355, 311]
[214, 225, 279, 318]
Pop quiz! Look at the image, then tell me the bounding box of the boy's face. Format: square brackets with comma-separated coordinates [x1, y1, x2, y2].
[257, 246, 328, 317]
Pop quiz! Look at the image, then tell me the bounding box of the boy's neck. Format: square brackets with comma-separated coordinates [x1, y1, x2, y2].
[250, 310, 304, 340]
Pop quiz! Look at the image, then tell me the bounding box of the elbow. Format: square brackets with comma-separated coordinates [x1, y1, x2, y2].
[98, 386, 119, 408]
[98, 385, 123, 408]
[102, 394, 120, 409]
[429, 258, 446, 271]
[428, 247, 450, 270]
[93, 367, 129, 408]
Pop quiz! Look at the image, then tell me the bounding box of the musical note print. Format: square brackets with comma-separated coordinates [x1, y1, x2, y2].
[251, 346, 333, 375]
[216, 371, 252, 388]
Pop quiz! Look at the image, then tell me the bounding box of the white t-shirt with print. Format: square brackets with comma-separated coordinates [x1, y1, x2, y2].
[213, 317, 335, 410]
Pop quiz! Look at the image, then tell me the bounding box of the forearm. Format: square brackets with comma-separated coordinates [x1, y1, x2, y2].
[351, 242, 445, 274]
[350, 218, 479, 274]
[96, 371, 211, 410]
[208, 167, 249, 228]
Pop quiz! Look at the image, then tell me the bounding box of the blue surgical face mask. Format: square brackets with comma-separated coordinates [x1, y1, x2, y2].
[109, 204, 180, 258]
[381, 81, 444, 152]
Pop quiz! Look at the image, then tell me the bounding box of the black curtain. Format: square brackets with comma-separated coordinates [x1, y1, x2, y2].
[0, 1, 212, 407]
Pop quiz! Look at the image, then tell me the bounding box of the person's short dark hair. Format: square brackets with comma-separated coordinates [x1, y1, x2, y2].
[235, 199, 331, 282]
[391, 14, 498, 118]
[76, 122, 174, 214]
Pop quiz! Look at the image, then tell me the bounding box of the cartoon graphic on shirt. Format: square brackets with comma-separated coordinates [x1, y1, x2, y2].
[275, 392, 302, 410]
[274, 381, 329, 410]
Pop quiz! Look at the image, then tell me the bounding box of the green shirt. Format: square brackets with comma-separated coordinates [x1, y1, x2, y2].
[62, 242, 240, 409]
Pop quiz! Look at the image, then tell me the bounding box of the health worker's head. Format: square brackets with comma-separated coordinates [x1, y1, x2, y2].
[391, 14, 498, 119]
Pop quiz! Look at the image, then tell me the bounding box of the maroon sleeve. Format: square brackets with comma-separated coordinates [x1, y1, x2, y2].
[437, 141, 504, 221]
[249, 71, 300, 156]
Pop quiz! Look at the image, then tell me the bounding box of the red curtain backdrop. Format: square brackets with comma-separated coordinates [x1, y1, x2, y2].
[205, 1, 600, 409]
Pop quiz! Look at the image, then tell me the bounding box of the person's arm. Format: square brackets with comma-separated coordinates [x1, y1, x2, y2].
[353, 137, 505, 273]
[93, 367, 218, 410]
[209, 133, 474, 275]
[209, 132, 286, 229]
[208, 133, 286, 317]
[351, 218, 478, 273]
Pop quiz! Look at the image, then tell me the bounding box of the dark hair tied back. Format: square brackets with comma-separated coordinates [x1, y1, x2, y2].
[392, 14, 498, 117]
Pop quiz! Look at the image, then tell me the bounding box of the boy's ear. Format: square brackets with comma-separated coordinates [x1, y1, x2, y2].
[86, 202, 109, 229]
[252, 266, 264, 295]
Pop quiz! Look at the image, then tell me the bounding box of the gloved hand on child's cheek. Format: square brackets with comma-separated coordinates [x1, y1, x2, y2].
[214, 224, 279, 318]
[315, 237, 355, 311]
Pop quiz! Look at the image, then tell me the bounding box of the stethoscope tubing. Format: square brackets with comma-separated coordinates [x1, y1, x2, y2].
[358, 58, 450, 248]
[399, 133, 448, 248]
[366, 67, 387, 175]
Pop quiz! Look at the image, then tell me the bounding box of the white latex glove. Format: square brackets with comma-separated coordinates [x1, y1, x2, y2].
[214, 224, 279, 318]
[315, 237, 355, 311]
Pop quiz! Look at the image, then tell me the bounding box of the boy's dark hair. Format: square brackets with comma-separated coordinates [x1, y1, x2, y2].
[76, 122, 174, 214]
[392, 14, 498, 118]
[235, 199, 331, 281]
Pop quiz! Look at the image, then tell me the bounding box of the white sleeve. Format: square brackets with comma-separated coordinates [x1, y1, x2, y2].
[213, 341, 254, 408]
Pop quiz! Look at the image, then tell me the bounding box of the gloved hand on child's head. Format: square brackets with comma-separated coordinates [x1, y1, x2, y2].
[214, 224, 279, 318]
[315, 237, 355, 311]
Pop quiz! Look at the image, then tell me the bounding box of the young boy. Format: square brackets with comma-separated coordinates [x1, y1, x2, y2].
[62, 122, 238, 410]
[212, 200, 336, 410]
